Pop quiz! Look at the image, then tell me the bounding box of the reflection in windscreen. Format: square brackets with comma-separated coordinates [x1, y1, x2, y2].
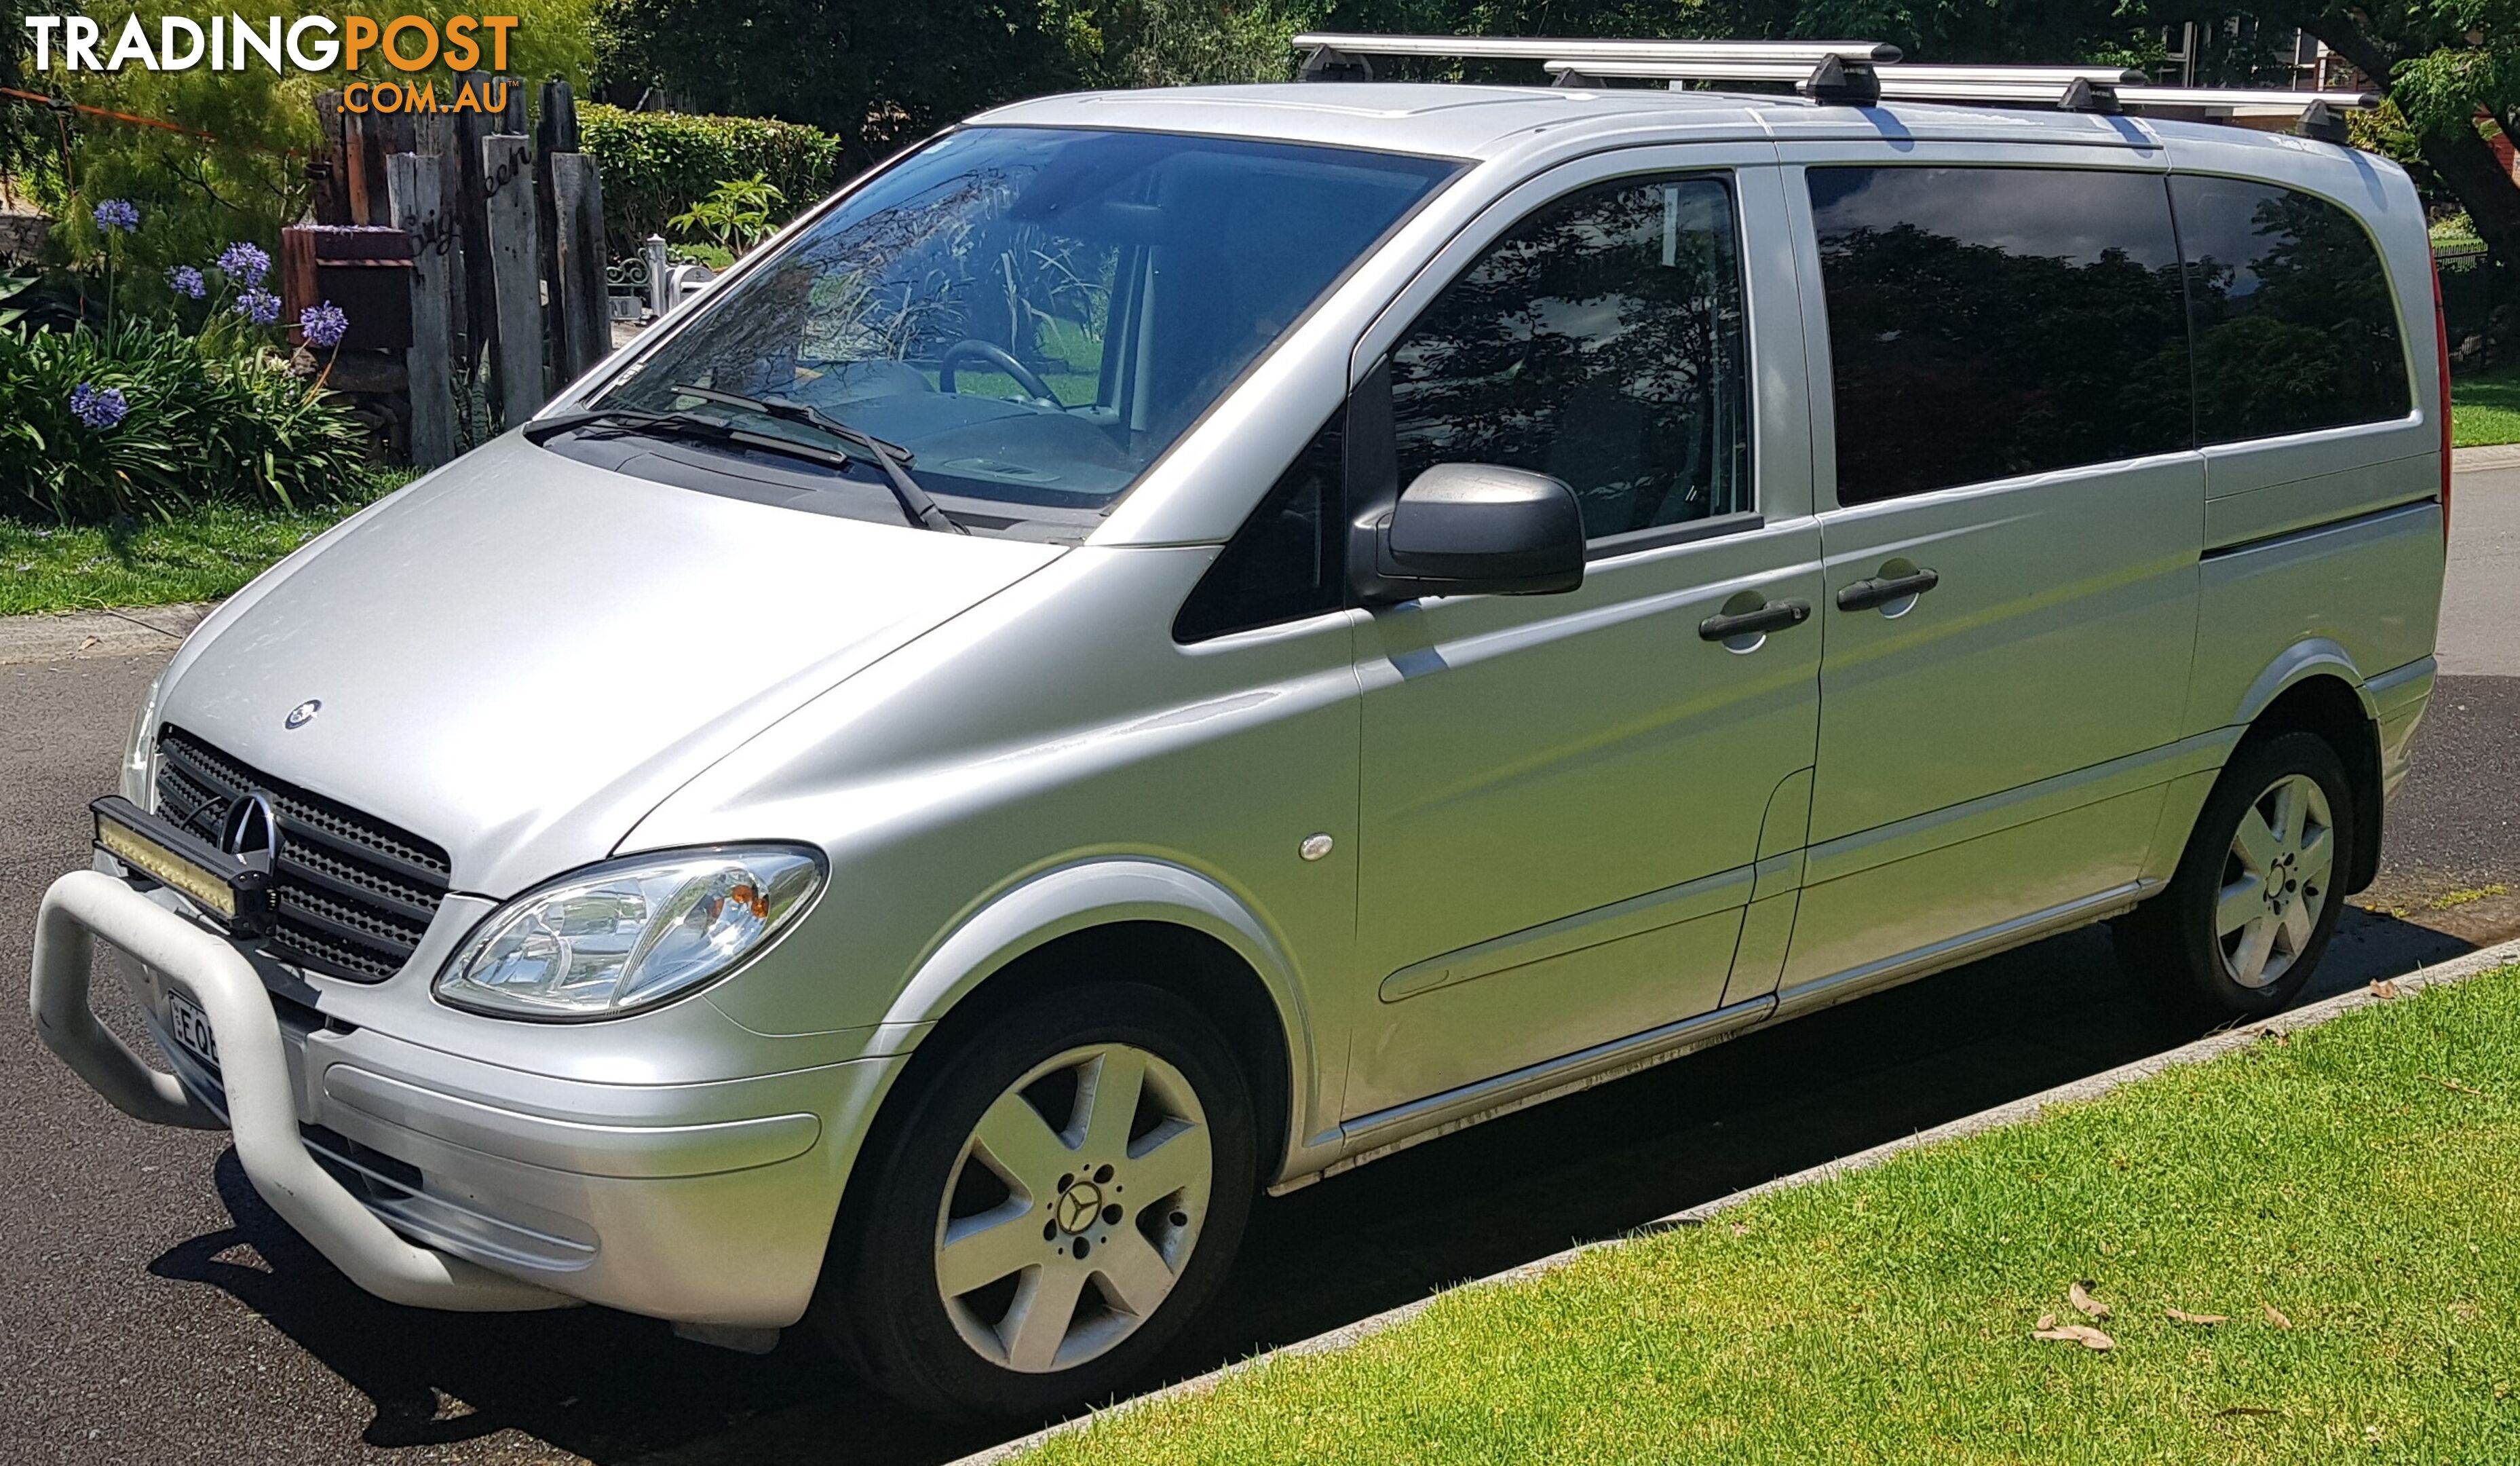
[599, 128, 1457, 532]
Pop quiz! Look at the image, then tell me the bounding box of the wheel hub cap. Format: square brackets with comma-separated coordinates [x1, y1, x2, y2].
[2214, 771, 2335, 991]
[932, 1042, 1213, 1374]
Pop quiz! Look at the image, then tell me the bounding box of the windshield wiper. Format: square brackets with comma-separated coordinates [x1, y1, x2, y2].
[668, 384, 966, 535]
[522, 406, 860, 477]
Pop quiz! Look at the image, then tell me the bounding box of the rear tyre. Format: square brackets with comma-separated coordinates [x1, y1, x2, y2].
[2116, 730, 2354, 1019]
[814, 981, 1255, 1417]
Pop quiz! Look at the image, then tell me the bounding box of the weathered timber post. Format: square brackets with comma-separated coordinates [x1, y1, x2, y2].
[480, 132, 544, 426]
[387, 151, 457, 467]
[451, 72, 499, 373]
[549, 153, 609, 385]
[535, 79, 584, 383]
[309, 90, 351, 225]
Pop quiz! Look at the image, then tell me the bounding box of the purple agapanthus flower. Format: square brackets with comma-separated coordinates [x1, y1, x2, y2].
[166, 265, 206, 299]
[92, 199, 139, 233]
[216, 240, 271, 287]
[70, 382, 129, 429]
[299, 301, 349, 350]
[233, 288, 282, 326]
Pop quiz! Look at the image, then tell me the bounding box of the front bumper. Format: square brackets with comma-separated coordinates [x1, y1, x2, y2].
[31, 869, 898, 1328]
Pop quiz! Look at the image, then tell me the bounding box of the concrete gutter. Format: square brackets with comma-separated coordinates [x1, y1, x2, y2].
[953, 933, 2520, 1465]
[0, 601, 214, 668]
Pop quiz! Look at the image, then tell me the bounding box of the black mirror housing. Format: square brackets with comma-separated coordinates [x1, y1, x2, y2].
[1369, 463, 1584, 601]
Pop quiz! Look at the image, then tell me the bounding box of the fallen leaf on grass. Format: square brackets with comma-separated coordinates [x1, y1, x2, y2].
[2262, 1303, 2293, 1330]
[2370, 979, 2401, 999]
[2215, 1406, 2277, 1418]
[2424, 1074, 2497, 1099]
[2167, 1307, 2228, 1326]
[2032, 1323, 2114, 1351]
[2069, 1281, 2112, 1320]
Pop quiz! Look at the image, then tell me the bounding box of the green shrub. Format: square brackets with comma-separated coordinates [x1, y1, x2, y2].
[0, 322, 369, 523]
[580, 103, 848, 255]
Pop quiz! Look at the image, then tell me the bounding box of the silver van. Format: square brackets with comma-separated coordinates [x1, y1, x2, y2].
[32, 39, 2446, 1415]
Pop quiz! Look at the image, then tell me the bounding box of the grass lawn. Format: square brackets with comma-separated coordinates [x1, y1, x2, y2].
[1029, 967, 2520, 1465]
[2453, 363, 2520, 448]
[0, 470, 417, 616]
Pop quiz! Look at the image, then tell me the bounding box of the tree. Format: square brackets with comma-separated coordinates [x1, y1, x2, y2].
[592, 0, 1071, 159]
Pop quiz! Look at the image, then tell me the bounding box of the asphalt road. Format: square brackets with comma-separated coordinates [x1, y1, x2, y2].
[3, 476, 2516, 1465]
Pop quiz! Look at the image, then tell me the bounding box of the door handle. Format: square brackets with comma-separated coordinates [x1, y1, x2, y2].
[1698, 598, 1812, 641]
[1835, 567, 1940, 612]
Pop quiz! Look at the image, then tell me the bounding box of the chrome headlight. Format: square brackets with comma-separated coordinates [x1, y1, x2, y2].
[121, 671, 167, 807]
[436, 847, 823, 1020]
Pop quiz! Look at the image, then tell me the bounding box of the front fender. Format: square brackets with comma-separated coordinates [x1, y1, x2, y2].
[881, 857, 1322, 1161]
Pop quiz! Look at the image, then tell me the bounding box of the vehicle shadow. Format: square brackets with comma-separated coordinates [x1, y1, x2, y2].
[149, 906, 2479, 1465]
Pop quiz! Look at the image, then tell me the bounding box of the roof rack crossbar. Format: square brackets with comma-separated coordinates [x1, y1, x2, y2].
[1544, 58, 2115, 109]
[1293, 32, 1900, 83]
[1295, 33, 2382, 140]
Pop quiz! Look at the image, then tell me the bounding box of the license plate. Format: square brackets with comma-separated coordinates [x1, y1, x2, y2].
[166, 990, 219, 1072]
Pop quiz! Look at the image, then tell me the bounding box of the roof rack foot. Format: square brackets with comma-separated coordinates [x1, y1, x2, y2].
[2057, 77, 2122, 113]
[1799, 54, 1879, 107]
[1298, 44, 1373, 82]
[2297, 98, 2350, 144]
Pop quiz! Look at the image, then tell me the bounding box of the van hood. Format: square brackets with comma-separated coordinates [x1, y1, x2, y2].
[157, 434, 1061, 896]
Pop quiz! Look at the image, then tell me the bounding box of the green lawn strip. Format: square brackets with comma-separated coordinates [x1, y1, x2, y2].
[0, 470, 417, 616]
[1029, 968, 2520, 1465]
[2453, 363, 2520, 448]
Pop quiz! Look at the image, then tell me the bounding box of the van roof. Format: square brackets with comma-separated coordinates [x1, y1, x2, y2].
[970, 81, 2363, 165]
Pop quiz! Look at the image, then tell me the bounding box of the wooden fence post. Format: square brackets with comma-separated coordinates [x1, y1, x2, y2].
[451, 72, 497, 373]
[309, 90, 351, 225]
[480, 132, 544, 426]
[550, 153, 609, 386]
[535, 79, 577, 384]
[387, 151, 457, 468]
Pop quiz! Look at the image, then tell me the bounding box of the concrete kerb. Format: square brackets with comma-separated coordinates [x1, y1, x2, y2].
[951, 932, 2520, 1466]
[0, 601, 214, 667]
[2451, 443, 2520, 471]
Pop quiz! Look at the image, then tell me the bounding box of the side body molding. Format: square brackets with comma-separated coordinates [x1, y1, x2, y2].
[880, 857, 1322, 1167]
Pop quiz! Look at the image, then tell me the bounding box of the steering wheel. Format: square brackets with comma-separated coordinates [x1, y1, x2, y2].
[938, 339, 1061, 407]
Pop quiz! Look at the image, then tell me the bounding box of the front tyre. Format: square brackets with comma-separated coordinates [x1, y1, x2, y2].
[2116, 730, 2354, 1018]
[817, 983, 1255, 1416]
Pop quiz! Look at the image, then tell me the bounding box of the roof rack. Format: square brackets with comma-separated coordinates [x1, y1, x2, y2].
[1291, 33, 1900, 102]
[1292, 32, 2382, 141]
[1542, 57, 2143, 111]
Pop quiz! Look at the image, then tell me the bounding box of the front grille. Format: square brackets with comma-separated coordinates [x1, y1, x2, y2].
[153, 726, 452, 982]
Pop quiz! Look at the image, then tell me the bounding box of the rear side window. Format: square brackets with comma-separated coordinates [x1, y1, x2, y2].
[1388, 173, 1752, 542]
[1807, 167, 2190, 504]
[2171, 175, 2411, 443]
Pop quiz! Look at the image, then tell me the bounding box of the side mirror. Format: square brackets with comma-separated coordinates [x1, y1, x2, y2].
[1370, 464, 1584, 601]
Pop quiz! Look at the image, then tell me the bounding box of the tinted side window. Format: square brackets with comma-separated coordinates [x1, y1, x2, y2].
[1389, 174, 1751, 542]
[1174, 410, 1345, 643]
[2172, 175, 2411, 443]
[1808, 167, 2190, 505]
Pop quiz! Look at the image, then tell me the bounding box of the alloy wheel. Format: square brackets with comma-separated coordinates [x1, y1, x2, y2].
[2215, 772, 2335, 990]
[932, 1042, 1213, 1373]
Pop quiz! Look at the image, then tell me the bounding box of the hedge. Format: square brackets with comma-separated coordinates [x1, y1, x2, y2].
[579, 103, 852, 255]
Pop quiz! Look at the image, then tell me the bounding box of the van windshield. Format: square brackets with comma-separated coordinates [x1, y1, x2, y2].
[588, 127, 1459, 538]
